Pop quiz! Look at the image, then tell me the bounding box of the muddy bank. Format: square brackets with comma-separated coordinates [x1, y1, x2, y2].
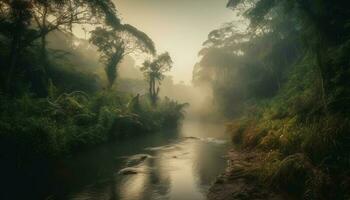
[207, 149, 291, 200]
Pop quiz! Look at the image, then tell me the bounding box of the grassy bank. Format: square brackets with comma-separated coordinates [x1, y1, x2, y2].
[225, 63, 350, 198]
[227, 101, 350, 199]
[194, 1, 350, 197]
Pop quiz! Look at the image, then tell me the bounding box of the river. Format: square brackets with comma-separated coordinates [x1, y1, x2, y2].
[6, 119, 230, 200]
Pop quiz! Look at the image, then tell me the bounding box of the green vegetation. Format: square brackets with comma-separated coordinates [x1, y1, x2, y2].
[0, 91, 186, 164]
[90, 25, 156, 89]
[141, 52, 173, 106]
[0, 0, 186, 168]
[195, 0, 350, 198]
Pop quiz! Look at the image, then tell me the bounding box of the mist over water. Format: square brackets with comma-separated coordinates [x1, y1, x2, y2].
[1, 0, 350, 199]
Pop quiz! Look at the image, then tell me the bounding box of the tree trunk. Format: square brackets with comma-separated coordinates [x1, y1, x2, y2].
[39, 34, 49, 96]
[6, 32, 20, 94]
[106, 53, 121, 89]
[150, 77, 157, 106]
[41, 34, 48, 73]
[149, 77, 153, 99]
[315, 46, 328, 114]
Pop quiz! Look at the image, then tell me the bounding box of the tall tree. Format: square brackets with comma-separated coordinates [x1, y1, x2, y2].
[32, 0, 91, 75]
[0, 0, 32, 92]
[0, 0, 121, 94]
[226, 0, 350, 113]
[141, 52, 173, 106]
[90, 25, 156, 89]
[193, 16, 301, 116]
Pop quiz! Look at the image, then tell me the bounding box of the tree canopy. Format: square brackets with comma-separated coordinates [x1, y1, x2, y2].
[141, 52, 173, 105]
[90, 25, 156, 89]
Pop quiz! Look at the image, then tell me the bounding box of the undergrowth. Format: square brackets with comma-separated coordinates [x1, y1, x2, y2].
[226, 58, 350, 199]
[0, 90, 187, 168]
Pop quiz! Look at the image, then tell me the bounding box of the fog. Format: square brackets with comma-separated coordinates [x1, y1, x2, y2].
[116, 0, 235, 84]
[2, 0, 348, 199]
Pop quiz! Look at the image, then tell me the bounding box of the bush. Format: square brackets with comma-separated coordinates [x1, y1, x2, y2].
[301, 116, 350, 169]
[270, 154, 313, 196]
[0, 91, 187, 166]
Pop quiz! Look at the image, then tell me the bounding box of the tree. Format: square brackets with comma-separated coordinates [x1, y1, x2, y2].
[193, 16, 301, 116]
[90, 25, 156, 89]
[0, 0, 33, 92]
[31, 0, 90, 74]
[141, 52, 173, 106]
[226, 0, 350, 113]
[0, 0, 121, 94]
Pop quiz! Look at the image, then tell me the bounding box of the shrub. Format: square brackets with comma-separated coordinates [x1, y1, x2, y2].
[227, 121, 247, 144]
[0, 91, 187, 166]
[301, 116, 350, 169]
[270, 153, 313, 196]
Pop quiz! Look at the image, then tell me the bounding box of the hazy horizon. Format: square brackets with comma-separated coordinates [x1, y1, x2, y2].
[116, 0, 235, 84]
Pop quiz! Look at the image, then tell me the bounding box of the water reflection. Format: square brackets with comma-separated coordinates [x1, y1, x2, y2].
[34, 120, 229, 200]
[111, 138, 224, 200]
[116, 121, 227, 200]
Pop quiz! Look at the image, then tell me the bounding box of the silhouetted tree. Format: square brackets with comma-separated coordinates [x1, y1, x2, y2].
[141, 52, 173, 106]
[0, 0, 32, 92]
[0, 0, 120, 95]
[90, 25, 156, 89]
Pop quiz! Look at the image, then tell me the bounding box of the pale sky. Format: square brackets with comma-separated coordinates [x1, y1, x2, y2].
[115, 0, 235, 84]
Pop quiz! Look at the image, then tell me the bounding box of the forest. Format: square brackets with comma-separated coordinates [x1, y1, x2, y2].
[1, 0, 350, 200]
[194, 0, 350, 199]
[0, 0, 187, 190]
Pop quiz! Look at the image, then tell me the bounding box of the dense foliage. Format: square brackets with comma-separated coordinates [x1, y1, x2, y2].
[194, 0, 350, 198]
[0, 0, 186, 170]
[141, 52, 173, 106]
[0, 91, 186, 164]
[90, 25, 156, 89]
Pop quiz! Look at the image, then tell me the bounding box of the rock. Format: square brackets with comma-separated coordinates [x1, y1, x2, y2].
[118, 167, 139, 175]
[126, 154, 151, 166]
[183, 136, 200, 140]
[201, 137, 227, 144]
[145, 145, 181, 152]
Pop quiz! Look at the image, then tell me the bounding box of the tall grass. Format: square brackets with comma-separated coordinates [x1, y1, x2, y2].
[226, 59, 350, 198]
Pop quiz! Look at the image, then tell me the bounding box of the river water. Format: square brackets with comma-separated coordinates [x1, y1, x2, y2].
[7, 120, 230, 200]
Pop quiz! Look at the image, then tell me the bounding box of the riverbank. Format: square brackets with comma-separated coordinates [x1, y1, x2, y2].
[209, 115, 350, 200]
[0, 92, 187, 164]
[207, 149, 290, 200]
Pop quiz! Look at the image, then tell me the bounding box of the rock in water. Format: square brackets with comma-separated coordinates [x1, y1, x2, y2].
[183, 136, 200, 140]
[126, 154, 151, 166]
[118, 167, 139, 175]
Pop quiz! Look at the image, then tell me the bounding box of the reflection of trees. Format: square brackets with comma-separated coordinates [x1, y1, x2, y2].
[59, 128, 184, 200]
[192, 142, 227, 188]
[148, 153, 171, 199]
[108, 176, 118, 200]
[105, 152, 171, 200]
[68, 177, 118, 200]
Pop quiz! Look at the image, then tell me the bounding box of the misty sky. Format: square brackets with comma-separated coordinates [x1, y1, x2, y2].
[115, 0, 234, 84]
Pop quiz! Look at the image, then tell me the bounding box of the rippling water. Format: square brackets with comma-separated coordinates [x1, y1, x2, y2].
[5, 120, 230, 200]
